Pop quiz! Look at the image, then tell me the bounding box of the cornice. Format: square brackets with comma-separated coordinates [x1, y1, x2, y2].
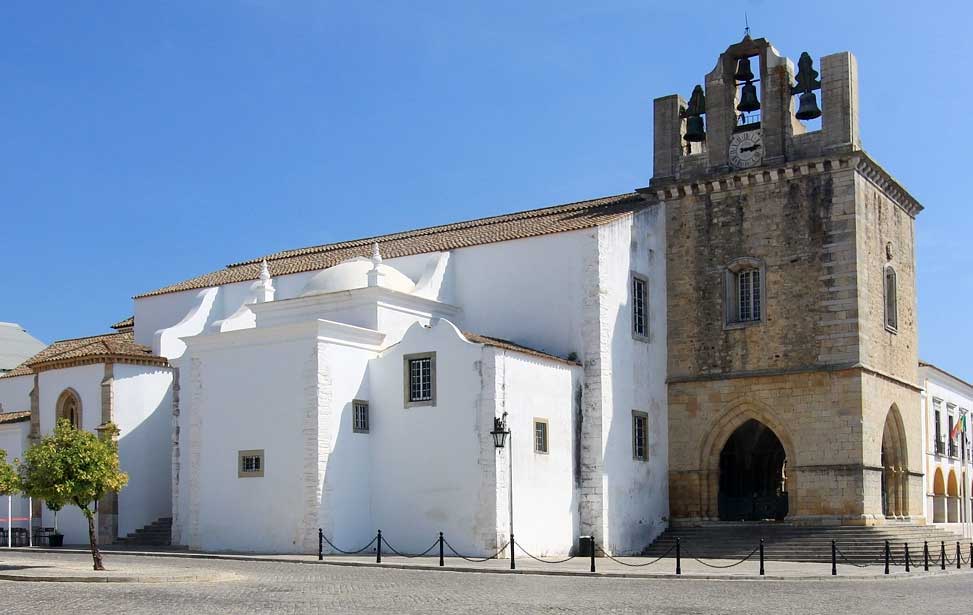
[30, 354, 170, 374]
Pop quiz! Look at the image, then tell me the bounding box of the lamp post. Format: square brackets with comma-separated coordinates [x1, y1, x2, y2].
[490, 411, 513, 568]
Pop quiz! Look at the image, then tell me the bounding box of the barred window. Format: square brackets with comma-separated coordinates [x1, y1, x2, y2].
[632, 273, 649, 340]
[534, 419, 549, 454]
[632, 411, 648, 461]
[353, 400, 369, 433]
[404, 353, 436, 406]
[238, 450, 264, 478]
[884, 266, 898, 332]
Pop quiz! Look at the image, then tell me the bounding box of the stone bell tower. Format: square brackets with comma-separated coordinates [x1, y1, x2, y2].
[643, 35, 925, 525]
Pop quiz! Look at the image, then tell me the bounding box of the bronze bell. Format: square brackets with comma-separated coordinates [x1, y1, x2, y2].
[684, 115, 705, 142]
[733, 57, 754, 82]
[795, 91, 822, 120]
[737, 81, 760, 112]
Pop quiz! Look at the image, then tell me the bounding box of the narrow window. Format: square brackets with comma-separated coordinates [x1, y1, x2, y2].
[353, 400, 369, 433]
[934, 401, 943, 455]
[632, 411, 649, 461]
[404, 353, 436, 407]
[724, 258, 764, 327]
[533, 419, 549, 454]
[238, 450, 265, 478]
[884, 266, 898, 332]
[632, 273, 649, 340]
[737, 269, 761, 322]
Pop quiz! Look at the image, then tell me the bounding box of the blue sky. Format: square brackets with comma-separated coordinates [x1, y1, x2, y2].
[2, 1, 970, 380]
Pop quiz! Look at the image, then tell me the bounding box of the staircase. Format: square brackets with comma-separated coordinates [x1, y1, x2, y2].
[643, 522, 969, 564]
[114, 517, 172, 547]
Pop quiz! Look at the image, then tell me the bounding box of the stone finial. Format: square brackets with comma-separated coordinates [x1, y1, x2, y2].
[371, 243, 383, 267]
[253, 259, 275, 303]
[367, 243, 385, 287]
[259, 259, 271, 282]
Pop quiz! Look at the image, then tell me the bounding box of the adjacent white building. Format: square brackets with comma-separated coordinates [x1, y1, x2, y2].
[920, 362, 973, 536]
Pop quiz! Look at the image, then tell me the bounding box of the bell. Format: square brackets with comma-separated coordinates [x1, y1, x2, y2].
[684, 115, 705, 142]
[733, 57, 754, 82]
[736, 81, 760, 112]
[795, 91, 822, 120]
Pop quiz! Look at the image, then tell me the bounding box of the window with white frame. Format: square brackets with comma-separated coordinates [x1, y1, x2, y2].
[353, 400, 369, 433]
[884, 266, 898, 332]
[404, 352, 436, 406]
[632, 411, 648, 461]
[534, 419, 549, 454]
[632, 273, 649, 340]
[724, 258, 764, 326]
[238, 450, 264, 478]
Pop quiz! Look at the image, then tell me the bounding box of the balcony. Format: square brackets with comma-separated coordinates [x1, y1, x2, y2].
[949, 441, 959, 459]
[935, 438, 946, 456]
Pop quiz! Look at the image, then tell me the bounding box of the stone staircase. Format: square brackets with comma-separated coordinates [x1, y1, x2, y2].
[114, 517, 172, 547]
[643, 522, 970, 564]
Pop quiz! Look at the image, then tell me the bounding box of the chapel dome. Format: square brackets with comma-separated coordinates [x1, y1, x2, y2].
[300, 257, 416, 297]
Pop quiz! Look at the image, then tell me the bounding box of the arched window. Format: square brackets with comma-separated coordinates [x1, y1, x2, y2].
[55, 388, 82, 429]
[884, 265, 897, 332]
[724, 257, 765, 327]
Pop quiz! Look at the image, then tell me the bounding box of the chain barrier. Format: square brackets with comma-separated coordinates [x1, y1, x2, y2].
[320, 533, 378, 555]
[833, 544, 872, 568]
[380, 536, 441, 559]
[442, 537, 510, 563]
[686, 545, 760, 569]
[594, 542, 677, 568]
[513, 540, 576, 564]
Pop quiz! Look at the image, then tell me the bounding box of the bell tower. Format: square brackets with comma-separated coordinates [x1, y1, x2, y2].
[645, 36, 925, 525]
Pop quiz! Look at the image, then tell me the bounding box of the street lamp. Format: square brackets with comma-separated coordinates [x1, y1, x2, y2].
[490, 411, 515, 569]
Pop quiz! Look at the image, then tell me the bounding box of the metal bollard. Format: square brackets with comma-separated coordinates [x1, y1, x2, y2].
[318, 528, 323, 561]
[675, 538, 681, 575]
[970, 543, 972, 570]
[510, 533, 515, 570]
[590, 536, 596, 573]
[904, 543, 910, 573]
[941, 541, 946, 571]
[439, 532, 444, 567]
[957, 542, 962, 570]
[377, 530, 382, 564]
[884, 540, 890, 575]
[831, 539, 837, 576]
[759, 539, 765, 576]
[924, 541, 929, 571]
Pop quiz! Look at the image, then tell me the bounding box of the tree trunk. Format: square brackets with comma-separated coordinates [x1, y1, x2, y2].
[83, 507, 104, 571]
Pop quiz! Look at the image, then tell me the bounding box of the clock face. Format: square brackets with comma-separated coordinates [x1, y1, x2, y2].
[728, 130, 763, 169]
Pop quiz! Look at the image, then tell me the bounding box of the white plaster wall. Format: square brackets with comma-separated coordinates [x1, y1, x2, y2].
[0, 421, 30, 529]
[369, 321, 494, 555]
[496, 351, 581, 556]
[596, 207, 669, 554]
[188, 335, 314, 553]
[113, 364, 173, 536]
[921, 368, 973, 528]
[0, 375, 33, 415]
[37, 364, 105, 544]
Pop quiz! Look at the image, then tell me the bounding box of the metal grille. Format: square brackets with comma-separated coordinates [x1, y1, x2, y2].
[241, 455, 261, 473]
[737, 269, 760, 322]
[632, 276, 648, 337]
[633, 413, 647, 460]
[409, 358, 432, 402]
[353, 401, 369, 433]
[534, 421, 548, 453]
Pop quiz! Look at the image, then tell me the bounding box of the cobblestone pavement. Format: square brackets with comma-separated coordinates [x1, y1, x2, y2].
[1, 551, 969, 614]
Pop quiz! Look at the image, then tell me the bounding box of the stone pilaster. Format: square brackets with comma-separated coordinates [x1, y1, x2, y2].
[97, 363, 118, 544]
[652, 94, 686, 181]
[170, 366, 182, 546]
[821, 52, 860, 153]
[302, 341, 332, 553]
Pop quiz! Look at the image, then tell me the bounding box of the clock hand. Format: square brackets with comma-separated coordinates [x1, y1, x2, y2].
[740, 144, 762, 153]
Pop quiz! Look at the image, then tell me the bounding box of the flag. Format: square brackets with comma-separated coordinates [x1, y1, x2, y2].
[950, 414, 966, 441]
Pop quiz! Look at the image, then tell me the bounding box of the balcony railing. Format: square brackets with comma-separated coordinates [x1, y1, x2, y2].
[935, 438, 946, 456]
[949, 441, 959, 458]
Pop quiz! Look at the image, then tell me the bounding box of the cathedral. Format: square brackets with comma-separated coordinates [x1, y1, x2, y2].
[0, 34, 935, 555]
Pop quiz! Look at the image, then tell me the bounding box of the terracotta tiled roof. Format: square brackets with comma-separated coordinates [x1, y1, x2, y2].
[463, 332, 580, 367]
[0, 331, 165, 379]
[0, 411, 31, 425]
[136, 193, 645, 298]
[111, 316, 134, 330]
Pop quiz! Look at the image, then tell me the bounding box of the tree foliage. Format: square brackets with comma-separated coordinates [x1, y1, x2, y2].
[18, 419, 128, 570]
[0, 450, 18, 496]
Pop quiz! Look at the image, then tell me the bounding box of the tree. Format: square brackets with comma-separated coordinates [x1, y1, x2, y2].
[0, 450, 17, 495]
[19, 419, 128, 570]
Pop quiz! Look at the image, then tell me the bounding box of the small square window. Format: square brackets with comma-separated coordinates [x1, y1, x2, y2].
[632, 411, 648, 461]
[631, 273, 649, 341]
[404, 353, 436, 407]
[238, 450, 264, 478]
[353, 400, 369, 433]
[534, 419, 549, 454]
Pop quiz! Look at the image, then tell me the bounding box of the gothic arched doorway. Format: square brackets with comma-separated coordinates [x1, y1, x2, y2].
[718, 419, 788, 521]
[881, 406, 909, 518]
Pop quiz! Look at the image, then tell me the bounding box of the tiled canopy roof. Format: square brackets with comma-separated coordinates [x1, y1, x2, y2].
[136, 193, 645, 298]
[111, 316, 134, 330]
[0, 331, 165, 378]
[463, 332, 580, 367]
[0, 410, 31, 425]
